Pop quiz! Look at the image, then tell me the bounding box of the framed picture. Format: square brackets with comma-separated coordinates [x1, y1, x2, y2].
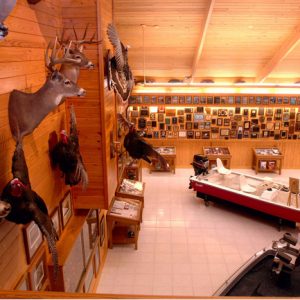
[243, 121, 250, 129]
[202, 131, 210, 139]
[158, 96, 164, 104]
[160, 130, 166, 138]
[220, 128, 229, 137]
[157, 113, 164, 122]
[179, 96, 185, 104]
[187, 131, 194, 139]
[94, 243, 100, 274]
[87, 209, 99, 249]
[60, 191, 73, 229]
[262, 130, 269, 138]
[217, 118, 223, 126]
[193, 96, 199, 104]
[165, 117, 171, 125]
[167, 131, 174, 138]
[207, 96, 213, 104]
[150, 113, 156, 120]
[171, 96, 178, 104]
[151, 96, 157, 104]
[185, 96, 192, 104]
[200, 96, 206, 104]
[84, 260, 95, 293]
[178, 130, 187, 138]
[280, 130, 288, 139]
[228, 96, 234, 104]
[195, 131, 201, 139]
[98, 214, 105, 247]
[193, 122, 199, 129]
[177, 109, 184, 116]
[23, 221, 43, 264]
[260, 161, 267, 170]
[153, 131, 159, 138]
[194, 113, 204, 121]
[15, 273, 30, 291]
[235, 96, 241, 104]
[50, 207, 61, 238]
[28, 250, 47, 291]
[186, 114, 192, 121]
[224, 118, 230, 126]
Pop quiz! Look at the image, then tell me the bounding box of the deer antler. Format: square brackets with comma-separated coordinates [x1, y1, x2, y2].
[71, 24, 102, 50]
[45, 37, 82, 72]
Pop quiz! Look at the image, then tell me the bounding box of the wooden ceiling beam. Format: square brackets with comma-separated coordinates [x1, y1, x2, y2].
[190, 0, 216, 83]
[256, 24, 300, 83]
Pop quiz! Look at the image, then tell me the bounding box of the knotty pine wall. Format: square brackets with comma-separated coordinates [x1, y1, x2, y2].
[61, 0, 118, 209]
[0, 0, 67, 289]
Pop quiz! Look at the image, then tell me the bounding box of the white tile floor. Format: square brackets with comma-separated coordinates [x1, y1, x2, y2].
[96, 168, 300, 297]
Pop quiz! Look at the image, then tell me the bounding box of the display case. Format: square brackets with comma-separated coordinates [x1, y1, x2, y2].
[203, 146, 232, 169]
[115, 179, 145, 212]
[252, 148, 284, 174]
[149, 146, 176, 174]
[107, 197, 142, 250]
[122, 159, 142, 181]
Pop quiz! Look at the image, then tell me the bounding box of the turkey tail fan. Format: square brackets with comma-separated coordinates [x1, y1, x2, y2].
[69, 104, 78, 142]
[34, 211, 59, 281]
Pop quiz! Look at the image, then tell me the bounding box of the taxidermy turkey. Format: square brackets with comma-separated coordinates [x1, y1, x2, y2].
[1, 142, 59, 278]
[118, 113, 169, 170]
[50, 105, 88, 189]
[107, 23, 134, 103]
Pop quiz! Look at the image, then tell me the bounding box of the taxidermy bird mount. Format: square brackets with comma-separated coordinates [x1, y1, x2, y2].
[0, 0, 16, 40]
[1, 142, 59, 278]
[50, 105, 88, 189]
[107, 23, 134, 103]
[8, 37, 86, 142]
[58, 24, 101, 83]
[117, 113, 169, 170]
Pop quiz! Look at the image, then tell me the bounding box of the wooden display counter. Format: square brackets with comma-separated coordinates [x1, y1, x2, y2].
[107, 197, 142, 250]
[203, 146, 231, 169]
[149, 146, 176, 174]
[122, 160, 142, 181]
[252, 148, 284, 175]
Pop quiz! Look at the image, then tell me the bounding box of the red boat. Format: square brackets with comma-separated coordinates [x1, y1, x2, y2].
[190, 170, 300, 225]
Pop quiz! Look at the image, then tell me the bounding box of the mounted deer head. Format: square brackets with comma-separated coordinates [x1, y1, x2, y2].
[0, 0, 17, 40]
[9, 38, 86, 142]
[58, 24, 101, 83]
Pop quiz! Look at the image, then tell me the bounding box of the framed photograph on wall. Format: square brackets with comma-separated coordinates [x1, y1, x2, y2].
[60, 191, 73, 229]
[28, 249, 47, 291]
[100, 215, 105, 247]
[23, 221, 43, 264]
[179, 96, 185, 104]
[50, 207, 61, 238]
[87, 209, 99, 249]
[178, 130, 187, 138]
[195, 131, 201, 139]
[14, 273, 30, 291]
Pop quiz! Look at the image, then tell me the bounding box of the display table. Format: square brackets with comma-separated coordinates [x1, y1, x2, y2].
[122, 159, 142, 181]
[203, 146, 232, 169]
[252, 148, 283, 175]
[149, 146, 176, 174]
[115, 179, 145, 217]
[107, 197, 142, 250]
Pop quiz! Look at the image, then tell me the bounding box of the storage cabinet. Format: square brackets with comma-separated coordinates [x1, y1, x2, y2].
[252, 148, 284, 175]
[107, 197, 142, 250]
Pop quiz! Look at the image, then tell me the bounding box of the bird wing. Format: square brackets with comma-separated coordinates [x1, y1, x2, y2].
[107, 23, 125, 71]
[0, 0, 17, 23]
[75, 156, 89, 190]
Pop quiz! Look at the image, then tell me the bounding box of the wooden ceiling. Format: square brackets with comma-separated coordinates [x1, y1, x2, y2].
[112, 0, 300, 84]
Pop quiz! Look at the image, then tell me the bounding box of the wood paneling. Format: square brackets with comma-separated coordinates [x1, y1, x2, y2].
[113, 0, 300, 83]
[146, 139, 300, 169]
[61, 0, 106, 209]
[0, 0, 67, 289]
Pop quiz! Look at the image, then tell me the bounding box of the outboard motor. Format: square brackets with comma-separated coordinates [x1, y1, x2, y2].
[189, 154, 209, 189]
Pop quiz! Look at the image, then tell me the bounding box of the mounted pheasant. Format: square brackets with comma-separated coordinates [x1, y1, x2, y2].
[118, 113, 169, 170]
[1, 142, 59, 278]
[107, 23, 134, 103]
[50, 105, 88, 190]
